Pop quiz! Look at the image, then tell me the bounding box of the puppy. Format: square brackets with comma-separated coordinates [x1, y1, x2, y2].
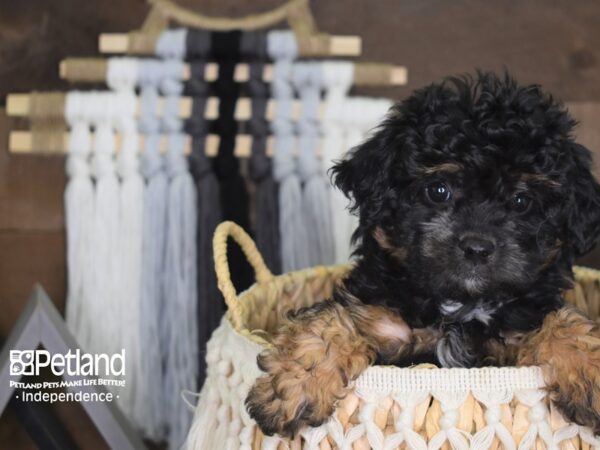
[246, 72, 600, 437]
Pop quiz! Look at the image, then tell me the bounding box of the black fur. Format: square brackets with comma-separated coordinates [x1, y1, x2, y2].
[331, 71, 600, 367]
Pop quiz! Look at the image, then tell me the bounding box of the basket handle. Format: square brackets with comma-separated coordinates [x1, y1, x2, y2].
[213, 221, 274, 329]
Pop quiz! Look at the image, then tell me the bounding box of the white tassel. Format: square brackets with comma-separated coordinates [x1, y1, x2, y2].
[320, 62, 355, 264]
[268, 30, 311, 272]
[64, 91, 95, 350]
[164, 133, 199, 450]
[137, 58, 169, 441]
[116, 94, 145, 422]
[89, 92, 122, 364]
[109, 58, 147, 428]
[158, 52, 198, 450]
[293, 62, 335, 266]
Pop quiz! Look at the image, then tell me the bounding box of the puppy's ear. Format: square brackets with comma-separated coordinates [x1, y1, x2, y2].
[330, 128, 396, 221]
[566, 143, 600, 256]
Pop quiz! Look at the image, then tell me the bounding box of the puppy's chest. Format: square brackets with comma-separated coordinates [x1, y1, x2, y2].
[433, 299, 511, 367]
[438, 299, 499, 326]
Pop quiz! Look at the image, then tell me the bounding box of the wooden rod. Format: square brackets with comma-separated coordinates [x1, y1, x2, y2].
[10, 130, 195, 156]
[6, 93, 202, 119]
[60, 58, 407, 86]
[6, 92, 334, 121]
[8, 131, 286, 158]
[99, 32, 361, 57]
[59, 59, 273, 83]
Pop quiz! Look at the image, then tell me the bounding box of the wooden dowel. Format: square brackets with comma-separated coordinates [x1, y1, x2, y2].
[328, 36, 361, 56]
[7, 93, 332, 121]
[99, 32, 361, 57]
[10, 131, 203, 156]
[59, 59, 270, 83]
[60, 58, 407, 86]
[100, 34, 131, 53]
[9, 131, 309, 159]
[6, 93, 212, 120]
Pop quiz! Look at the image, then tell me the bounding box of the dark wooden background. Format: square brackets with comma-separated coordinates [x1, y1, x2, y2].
[1, 0, 600, 448]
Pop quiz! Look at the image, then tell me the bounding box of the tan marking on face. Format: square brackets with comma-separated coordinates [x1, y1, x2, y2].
[540, 239, 563, 270]
[520, 173, 561, 188]
[373, 227, 408, 262]
[422, 163, 463, 175]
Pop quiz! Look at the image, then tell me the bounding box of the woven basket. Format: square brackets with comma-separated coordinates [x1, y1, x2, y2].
[185, 221, 600, 450]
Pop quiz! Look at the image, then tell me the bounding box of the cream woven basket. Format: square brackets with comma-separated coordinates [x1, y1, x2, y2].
[185, 221, 600, 450]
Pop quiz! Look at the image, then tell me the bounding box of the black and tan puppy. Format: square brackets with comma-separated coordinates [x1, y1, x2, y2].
[246, 72, 600, 437]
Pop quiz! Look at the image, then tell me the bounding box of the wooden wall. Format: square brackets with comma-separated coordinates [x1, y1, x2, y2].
[1, 1, 600, 448]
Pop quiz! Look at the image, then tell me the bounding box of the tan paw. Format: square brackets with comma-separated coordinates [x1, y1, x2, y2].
[245, 301, 374, 437]
[518, 307, 600, 433]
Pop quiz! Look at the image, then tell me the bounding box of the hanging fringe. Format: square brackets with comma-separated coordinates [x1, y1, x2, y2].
[158, 49, 199, 450]
[321, 62, 355, 263]
[64, 92, 95, 351]
[89, 92, 122, 371]
[185, 57, 224, 390]
[245, 32, 282, 274]
[268, 31, 310, 272]
[136, 58, 169, 441]
[293, 62, 335, 266]
[164, 133, 199, 450]
[108, 59, 146, 425]
[211, 31, 254, 291]
[115, 91, 145, 424]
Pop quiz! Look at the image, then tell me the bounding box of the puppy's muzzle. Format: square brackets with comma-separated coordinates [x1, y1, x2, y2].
[458, 234, 496, 263]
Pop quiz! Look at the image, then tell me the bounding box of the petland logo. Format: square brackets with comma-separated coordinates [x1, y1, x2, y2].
[10, 349, 126, 377]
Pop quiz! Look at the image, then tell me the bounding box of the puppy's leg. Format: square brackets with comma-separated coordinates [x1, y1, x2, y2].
[246, 298, 438, 437]
[515, 307, 600, 433]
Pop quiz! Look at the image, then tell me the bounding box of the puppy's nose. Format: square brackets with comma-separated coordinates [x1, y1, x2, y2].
[459, 235, 495, 263]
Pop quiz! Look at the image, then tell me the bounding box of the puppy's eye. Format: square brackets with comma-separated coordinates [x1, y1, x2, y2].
[426, 181, 452, 203]
[511, 192, 530, 213]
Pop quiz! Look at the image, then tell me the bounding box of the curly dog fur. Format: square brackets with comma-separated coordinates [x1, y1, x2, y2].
[246, 71, 600, 437]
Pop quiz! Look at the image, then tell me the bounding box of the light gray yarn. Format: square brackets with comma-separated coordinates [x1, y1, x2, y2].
[137, 59, 163, 134]
[160, 59, 185, 133]
[155, 28, 188, 60]
[163, 133, 198, 450]
[64, 91, 95, 352]
[293, 62, 335, 266]
[137, 59, 168, 441]
[268, 30, 311, 272]
[158, 56, 198, 450]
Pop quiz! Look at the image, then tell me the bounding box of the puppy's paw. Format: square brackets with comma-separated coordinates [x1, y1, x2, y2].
[245, 301, 374, 437]
[517, 307, 600, 433]
[548, 362, 600, 434]
[245, 358, 335, 437]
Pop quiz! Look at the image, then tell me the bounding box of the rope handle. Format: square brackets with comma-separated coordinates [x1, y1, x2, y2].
[213, 221, 273, 330]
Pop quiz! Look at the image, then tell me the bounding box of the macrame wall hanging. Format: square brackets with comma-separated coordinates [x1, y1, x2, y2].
[63, 91, 94, 352]
[211, 31, 255, 291]
[244, 31, 282, 275]
[269, 31, 310, 272]
[5, 1, 408, 449]
[184, 30, 224, 391]
[137, 58, 169, 441]
[293, 62, 335, 267]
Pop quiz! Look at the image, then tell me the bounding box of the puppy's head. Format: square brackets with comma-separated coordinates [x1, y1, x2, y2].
[332, 71, 600, 298]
